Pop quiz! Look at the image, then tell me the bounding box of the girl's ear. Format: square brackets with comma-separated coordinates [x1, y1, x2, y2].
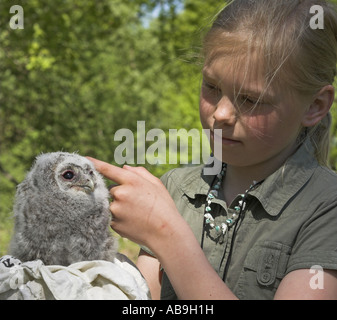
[302, 85, 335, 127]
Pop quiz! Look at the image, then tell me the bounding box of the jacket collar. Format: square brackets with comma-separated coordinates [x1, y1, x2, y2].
[250, 139, 317, 216]
[179, 139, 318, 216]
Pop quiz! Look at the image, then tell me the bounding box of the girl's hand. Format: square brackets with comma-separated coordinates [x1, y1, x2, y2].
[87, 157, 238, 300]
[86, 158, 181, 250]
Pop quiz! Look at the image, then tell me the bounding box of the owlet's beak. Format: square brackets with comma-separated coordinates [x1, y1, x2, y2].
[83, 179, 95, 193]
[77, 175, 95, 194]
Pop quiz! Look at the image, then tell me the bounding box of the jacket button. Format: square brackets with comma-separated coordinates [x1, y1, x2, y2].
[261, 272, 271, 283]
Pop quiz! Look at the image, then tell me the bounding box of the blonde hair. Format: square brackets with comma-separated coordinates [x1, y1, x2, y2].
[202, 0, 337, 166]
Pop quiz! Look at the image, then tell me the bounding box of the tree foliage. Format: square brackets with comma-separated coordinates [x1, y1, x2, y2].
[0, 0, 222, 255]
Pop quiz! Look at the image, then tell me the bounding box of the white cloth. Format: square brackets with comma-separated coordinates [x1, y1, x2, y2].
[0, 255, 150, 300]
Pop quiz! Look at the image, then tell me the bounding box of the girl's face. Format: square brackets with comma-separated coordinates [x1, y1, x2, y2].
[200, 56, 310, 170]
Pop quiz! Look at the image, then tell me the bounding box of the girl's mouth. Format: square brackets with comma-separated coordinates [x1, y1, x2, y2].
[211, 131, 241, 146]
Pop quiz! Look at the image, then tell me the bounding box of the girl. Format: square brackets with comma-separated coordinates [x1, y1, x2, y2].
[89, 0, 337, 299]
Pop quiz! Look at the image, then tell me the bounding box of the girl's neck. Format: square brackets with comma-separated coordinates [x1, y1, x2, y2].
[221, 140, 301, 205]
[222, 156, 287, 205]
[222, 166, 262, 206]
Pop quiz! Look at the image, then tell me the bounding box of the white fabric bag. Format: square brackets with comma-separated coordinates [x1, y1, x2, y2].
[0, 255, 150, 300]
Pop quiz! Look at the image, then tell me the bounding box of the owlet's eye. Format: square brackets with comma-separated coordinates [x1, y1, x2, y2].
[62, 170, 75, 180]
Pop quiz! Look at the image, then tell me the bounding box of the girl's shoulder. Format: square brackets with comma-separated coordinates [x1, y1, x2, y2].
[316, 165, 337, 179]
[310, 165, 337, 196]
[160, 165, 212, 199]
[161, 165, 204, 183]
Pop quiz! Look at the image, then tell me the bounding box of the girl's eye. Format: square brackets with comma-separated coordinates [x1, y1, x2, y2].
[62, 170, 75, 180]
[241, 95, 260, 106]
[203, 81, 221, 94]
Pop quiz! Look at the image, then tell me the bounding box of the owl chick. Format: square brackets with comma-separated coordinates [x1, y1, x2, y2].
[9, 152, 117, 266]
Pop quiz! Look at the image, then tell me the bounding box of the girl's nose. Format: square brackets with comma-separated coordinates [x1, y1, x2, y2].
[213, 96, 237, 126]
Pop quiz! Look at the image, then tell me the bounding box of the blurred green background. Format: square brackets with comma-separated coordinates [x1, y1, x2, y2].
[1, 0, 337, 262]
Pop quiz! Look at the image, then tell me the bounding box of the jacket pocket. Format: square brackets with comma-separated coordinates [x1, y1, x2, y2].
[236, 241, 291, 299]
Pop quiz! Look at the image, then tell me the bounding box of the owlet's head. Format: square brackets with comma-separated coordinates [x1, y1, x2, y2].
[55, 158, 97, 195]
[29, 152, 108, 201]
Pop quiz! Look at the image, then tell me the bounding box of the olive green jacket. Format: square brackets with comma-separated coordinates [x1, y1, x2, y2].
[144, 140, 337, 299]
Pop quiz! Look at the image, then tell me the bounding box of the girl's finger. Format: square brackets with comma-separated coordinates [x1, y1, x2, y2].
[86, 157, 132, 184]
[123, 165, 161, 184]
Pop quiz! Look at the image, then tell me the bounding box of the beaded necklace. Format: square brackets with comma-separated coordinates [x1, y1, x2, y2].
[203, 163, 263, 236]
